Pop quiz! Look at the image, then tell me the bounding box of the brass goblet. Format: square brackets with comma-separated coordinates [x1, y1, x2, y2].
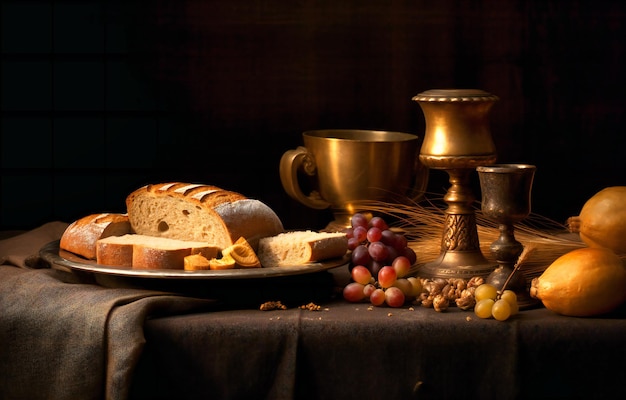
[476, 164, 538, 308]
[412, 89, 499, 280]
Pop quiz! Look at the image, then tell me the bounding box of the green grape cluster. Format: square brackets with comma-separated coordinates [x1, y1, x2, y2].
[473, 283, 519, 321]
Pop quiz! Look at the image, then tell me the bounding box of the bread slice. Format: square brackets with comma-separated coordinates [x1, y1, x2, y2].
[125, 183, 284, 250]
[96, 234, 219, 270]
[257, 231, 348, 268]
[60, 213, 131, 259]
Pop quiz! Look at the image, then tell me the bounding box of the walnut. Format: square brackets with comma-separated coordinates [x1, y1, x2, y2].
[416, 276, 479, 312]
[420, 293, 434, 308]
[421, 279, 434, 294]
[442, 284, 457, 300]
[430, 278, 447, 294]
[464, 286, 477, 297]
[455, 295, 476, 311]
[467, 276, 485, 288]
[260, 301, 287, 311]
[432, 294, 449, 312]
[450, 278, 467, 291]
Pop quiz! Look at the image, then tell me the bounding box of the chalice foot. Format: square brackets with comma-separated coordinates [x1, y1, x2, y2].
[483, 227, 540, 310]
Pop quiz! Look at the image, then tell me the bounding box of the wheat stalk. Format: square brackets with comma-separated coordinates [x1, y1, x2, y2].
[351, 195, 585, 280]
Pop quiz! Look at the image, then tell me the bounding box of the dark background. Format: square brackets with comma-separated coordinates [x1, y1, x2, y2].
[1, 0, 624, 232]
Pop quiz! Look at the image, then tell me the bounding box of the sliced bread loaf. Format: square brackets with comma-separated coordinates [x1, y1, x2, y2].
[96, 234, 219, 269]
[125, 183, 284, 250]
[60, 213, 131, 259]
[257, 231, 348, 268]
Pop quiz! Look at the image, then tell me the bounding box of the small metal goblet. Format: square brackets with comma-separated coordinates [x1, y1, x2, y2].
[476, 164, 538, 308]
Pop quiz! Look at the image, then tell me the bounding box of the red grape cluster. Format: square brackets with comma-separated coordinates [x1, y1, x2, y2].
[345, 213, 416, 278]
[343, 213, 420, 308]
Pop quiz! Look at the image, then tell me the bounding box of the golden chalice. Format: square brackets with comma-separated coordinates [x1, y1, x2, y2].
[413, 89, 499, 280]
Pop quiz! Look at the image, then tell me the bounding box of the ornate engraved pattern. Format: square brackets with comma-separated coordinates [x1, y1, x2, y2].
[440, 214, 480, 251]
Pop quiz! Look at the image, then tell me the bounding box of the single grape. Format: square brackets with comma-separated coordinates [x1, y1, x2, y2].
[343, 282, 366, 302]
[500, 290, 519, 316]
[351, 245, 371, 266]
[351, 213, 369, 229]
[368, 241, 389, 262]
[392, 278, 414, 297]
[377, 266, 397, 288]
[385, 245, 399, 264]
[393, 233, 408, 251]
[474, 283, 498, 302]
[370, 288, 386, 306]
[402, 247, 417, 265]
[491, 299, 512, 321]
[366, 227, 383, 243]
[363, 283, 376, 298]
[369, 216, 389, 231]
[508, 299, 519, 316]
[500, 289, 517, 305]
[352, 226, 367, 243]
[380, 229, 397, 246]
[347, 237, 361, 251]
[392, 256, 412, 278]
[407, 277, 423, 297]
[384, 286, 405, 307]
[474, 298, 495, 318]
[368, 260, 383, 278]
[351, 265, 372, 285]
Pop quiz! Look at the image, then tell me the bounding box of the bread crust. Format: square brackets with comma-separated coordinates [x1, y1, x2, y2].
[213, 199, 285, 250]
[60, 213, 131, 259]
[96, 240, 133, 267]
[126, 182, 283, 250]
[96, 234, 219, 269]
[133, 247, 192, 270]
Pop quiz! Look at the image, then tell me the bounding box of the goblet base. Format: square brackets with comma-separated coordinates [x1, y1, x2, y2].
[417, 250, 498, 281]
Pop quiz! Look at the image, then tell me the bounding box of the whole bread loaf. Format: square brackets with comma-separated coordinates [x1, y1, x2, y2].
[257, 231, 348, 268]
[96, 234, 219, 269]
[126, 183, 284, 250]
[60, 213, 131, 259]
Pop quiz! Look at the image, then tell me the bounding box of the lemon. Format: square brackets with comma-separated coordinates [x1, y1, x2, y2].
[530, 247, 626, 317]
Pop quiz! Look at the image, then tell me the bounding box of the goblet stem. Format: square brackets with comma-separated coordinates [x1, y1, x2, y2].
[487, 223, 527, 293]
[418, 168, 497, 280]
[491, 223, 523, 269]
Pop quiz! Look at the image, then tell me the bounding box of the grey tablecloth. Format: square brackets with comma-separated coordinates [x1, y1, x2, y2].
[0, 222, 215, 400]
[4, 223, 626, 400]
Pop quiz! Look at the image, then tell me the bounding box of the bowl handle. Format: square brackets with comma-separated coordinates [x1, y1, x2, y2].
[279, 146, 331, 210]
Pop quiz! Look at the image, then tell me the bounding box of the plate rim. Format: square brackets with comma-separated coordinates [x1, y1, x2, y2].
[39, 240, 350, 280]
